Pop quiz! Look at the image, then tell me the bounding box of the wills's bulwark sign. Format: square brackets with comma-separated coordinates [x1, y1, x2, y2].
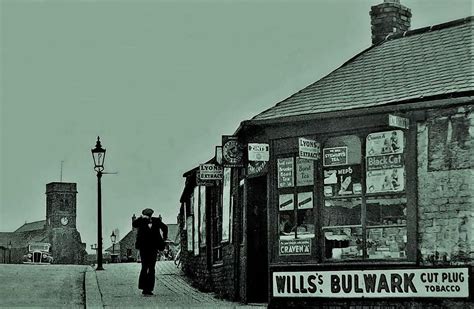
[272, 268, 469, 298]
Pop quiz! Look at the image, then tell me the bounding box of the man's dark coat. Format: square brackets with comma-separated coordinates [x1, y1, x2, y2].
[133, 216, 168, 251]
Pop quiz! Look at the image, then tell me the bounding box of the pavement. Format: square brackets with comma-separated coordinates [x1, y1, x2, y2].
[85, 261, 267, 308]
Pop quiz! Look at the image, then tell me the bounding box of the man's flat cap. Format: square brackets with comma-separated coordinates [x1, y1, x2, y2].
[142, 208, 154, 216]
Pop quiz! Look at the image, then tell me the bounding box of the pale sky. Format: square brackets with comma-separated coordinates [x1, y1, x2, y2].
[1, 0, 472, 252]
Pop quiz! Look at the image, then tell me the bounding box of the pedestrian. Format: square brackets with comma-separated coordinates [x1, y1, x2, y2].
[132, 208, 168, 296]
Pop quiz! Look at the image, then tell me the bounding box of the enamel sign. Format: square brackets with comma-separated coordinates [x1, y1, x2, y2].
[248, 143, 269, 161]
[273, 268, 469, 298]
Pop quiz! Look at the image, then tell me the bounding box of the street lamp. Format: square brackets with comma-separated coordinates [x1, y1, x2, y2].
[110, 231, 117, 263]
[8, 241, 12, 264]
[91, 136, 106, 271]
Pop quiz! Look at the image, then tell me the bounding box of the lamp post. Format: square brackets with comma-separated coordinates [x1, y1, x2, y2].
[8, 241, 12, 264]
[91, 136, 106, 271]
[110, 231, 117, 263]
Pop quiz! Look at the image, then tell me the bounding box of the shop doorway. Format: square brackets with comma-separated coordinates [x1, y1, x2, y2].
[246, 176, 268, 303]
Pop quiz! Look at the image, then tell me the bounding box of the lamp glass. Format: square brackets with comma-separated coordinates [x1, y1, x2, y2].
[91, 137, 106, 171]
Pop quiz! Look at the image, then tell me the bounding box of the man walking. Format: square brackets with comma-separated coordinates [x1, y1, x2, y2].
[132, 208, 168, 296]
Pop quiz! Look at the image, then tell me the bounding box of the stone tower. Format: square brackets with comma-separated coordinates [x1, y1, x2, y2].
[45, 182, 86, 264]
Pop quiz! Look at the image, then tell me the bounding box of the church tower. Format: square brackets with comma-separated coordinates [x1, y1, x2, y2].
[45, 182, 86, 264]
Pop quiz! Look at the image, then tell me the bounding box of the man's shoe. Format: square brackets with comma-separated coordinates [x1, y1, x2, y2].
[142, 291, 154, 296]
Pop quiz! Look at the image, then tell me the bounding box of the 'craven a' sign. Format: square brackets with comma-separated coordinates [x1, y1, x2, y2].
[272, 268, 469, 298]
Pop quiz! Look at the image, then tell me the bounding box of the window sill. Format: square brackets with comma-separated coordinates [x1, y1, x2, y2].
[212, 262, 224, 268]
[269, 260, 416, 268]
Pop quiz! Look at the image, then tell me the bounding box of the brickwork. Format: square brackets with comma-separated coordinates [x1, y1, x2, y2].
[370, 0, 411, 45]
[417, 105, 473, 265]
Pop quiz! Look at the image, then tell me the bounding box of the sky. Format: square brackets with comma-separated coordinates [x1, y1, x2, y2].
[1, 0, 472, 252]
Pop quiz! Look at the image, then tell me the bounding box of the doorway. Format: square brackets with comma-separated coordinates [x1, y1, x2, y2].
[246, 176, 268, 303]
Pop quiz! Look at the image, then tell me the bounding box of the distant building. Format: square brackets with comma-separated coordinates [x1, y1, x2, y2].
[0, 182, 87, 264]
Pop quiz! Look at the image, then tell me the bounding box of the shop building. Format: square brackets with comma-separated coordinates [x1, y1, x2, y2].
[178, 1, 473, 307]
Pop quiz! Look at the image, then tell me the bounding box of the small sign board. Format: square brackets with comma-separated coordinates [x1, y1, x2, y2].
[279, 239, 311, 256]
[389, 114, 409, 129]
[278, 158, 294, 188]
[199, 164, 223, 180]
[299, 138, 320, 160]
[248, 143, 269, 161]
[323, 147, 348, 166]
[196, 171, 215, 186]
[222, 136, 244, 167]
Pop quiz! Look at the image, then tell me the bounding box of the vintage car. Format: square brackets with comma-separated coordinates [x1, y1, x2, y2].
[22, 243, 54, 264]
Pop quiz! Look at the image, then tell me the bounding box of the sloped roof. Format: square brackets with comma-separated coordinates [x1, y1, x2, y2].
[252, 17, 474, 121]
[0, 229, 48, 249]
[14, 220, 46, 233]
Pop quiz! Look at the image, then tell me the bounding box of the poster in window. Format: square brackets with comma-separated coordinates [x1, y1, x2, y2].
[297, 192, 313, 210]
[323, 147, 348, 166]
[296, 158, 314, 186]
[278, 158, 294, 188]
[366, 168, 405, 193]
[366, 130, 404, 156]
[186, 216, 193, 251]
[279, 194, 294, 211]
[199, 186, 206, 247]
[193, 186, 200, 255]
[222, 168, 231, 242]
[323, 165, 361, 197]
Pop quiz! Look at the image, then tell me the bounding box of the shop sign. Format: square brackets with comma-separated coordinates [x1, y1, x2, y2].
[222, 135, 244, 167]
[196, 171, 214, 186]
[366, 168, 404, 193]
[366, 130, 404, 156]
[248, 143, 269, 161]
[279, 239, 311, 256]
[248, 161, 268, 177]
[299, 138, 320, 160]
[389, 114, 409, 129]
[199, 164, 223, 180]
[186, 216, 193, 251]
[296, 158, 314, 186]
[273, 268, 469, 298]
[323, 147, 347, 166]
[278, 158, 294, 188]
[366, 154, 404, 171]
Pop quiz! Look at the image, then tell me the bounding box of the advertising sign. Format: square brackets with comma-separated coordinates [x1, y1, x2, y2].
[248, 143, 269, 161]
[299, 138, 320, 160]
[279, 194, 294, 211]
[389, 114, 409, 129]
[186, 216, 193, 251]
[222, 168, 231, 242]
[199, 186, 206, 247]
[366, 154, 403, 171]
[296, 158, 314, 186]
[366, 168, 404, 193]
[222, 135, 244, 167]
[297, 192, 313, 210]
[279, 239, 311, 256]
[323, 147, 348, 166]
[248, 161, 268, 177]
[273, 268, 469, 298]
[193, 186, 199, 255]
[366, 130, 404, 156]
[199, 164, 223, 180]
[278, 158, 294, 188]
[196, 171, 214, 186]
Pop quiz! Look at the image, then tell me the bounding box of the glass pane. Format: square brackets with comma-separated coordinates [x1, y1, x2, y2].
[324, 226, 363, 260]
[367, 227, 407, 259]
[296, 192, 314, 239]
[279, 210, 295, 239]
[277, 158, 294, 188]
[296, 158, 314, 186]
[322, 197, 362, 226]
[366, 196, 407, 226]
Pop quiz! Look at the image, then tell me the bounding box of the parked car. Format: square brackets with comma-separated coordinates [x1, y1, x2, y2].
[22, 243, 53, 264]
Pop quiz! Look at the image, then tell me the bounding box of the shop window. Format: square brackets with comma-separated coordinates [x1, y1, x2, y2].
[321, 131, 407, 261]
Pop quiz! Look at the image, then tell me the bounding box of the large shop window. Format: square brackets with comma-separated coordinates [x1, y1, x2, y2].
[278, 157, 315, 241]
[275, 130, 409, 262]
[322, 131, 407, 261]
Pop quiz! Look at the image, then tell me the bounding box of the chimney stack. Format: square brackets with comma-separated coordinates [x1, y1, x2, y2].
[370, 0, 411, 45]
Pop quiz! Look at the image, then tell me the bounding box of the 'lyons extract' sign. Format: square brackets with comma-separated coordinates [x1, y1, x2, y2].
[199, 164, 223, 180]
[273, 268, 469, 298]
[299, 138, 320, 160]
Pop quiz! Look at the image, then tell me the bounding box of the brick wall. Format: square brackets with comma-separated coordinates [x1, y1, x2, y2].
[417, 105, 473, 265]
